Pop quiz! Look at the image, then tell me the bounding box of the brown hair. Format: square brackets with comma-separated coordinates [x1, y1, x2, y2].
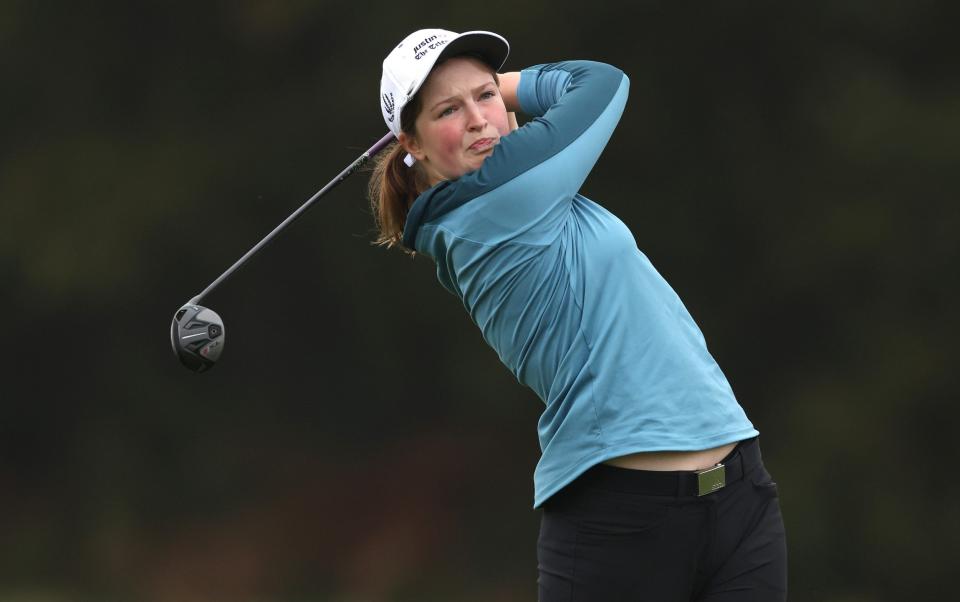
[368, 55, 499, 254]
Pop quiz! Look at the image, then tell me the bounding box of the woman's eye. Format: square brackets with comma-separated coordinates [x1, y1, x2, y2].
[439, 106, 455, 117]
[480, 90, 495, 100]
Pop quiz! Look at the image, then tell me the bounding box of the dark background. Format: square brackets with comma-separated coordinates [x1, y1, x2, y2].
[2, 1, 957, 600]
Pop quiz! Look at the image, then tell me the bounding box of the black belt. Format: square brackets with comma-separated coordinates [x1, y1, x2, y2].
[577, 437, 761, 498]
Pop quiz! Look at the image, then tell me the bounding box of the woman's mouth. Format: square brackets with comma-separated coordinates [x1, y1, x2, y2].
[468, 137, 496, 151]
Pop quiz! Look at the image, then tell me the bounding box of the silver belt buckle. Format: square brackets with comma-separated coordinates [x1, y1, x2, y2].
[696, 464, 726, 496]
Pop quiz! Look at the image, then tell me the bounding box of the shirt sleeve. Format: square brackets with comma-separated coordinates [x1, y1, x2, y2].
[403, 60, 630, 250]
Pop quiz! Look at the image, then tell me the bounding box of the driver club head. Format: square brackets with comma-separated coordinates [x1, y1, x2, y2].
[171, 304, 225, 372]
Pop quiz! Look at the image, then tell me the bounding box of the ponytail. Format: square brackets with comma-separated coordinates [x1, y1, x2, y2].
[368, 141, 428, 253]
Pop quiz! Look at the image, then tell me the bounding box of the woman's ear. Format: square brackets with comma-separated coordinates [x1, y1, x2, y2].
[398, 132, 426, 161]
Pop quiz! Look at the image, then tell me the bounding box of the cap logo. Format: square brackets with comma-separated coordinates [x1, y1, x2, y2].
[382, 92, 395, 122]
[413, 35, 448, 60]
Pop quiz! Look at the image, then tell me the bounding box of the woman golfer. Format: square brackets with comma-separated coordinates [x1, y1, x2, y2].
[369, 29, 787, 601]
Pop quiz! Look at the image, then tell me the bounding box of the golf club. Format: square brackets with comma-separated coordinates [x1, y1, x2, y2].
[171, 131, 395, 372]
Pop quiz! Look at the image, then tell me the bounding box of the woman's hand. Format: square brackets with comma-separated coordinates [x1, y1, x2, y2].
[499, 71, 522, 113]
[500, 71, 522, 132]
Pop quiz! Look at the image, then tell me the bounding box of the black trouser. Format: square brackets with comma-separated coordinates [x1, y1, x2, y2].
[537, 438, 787, 601]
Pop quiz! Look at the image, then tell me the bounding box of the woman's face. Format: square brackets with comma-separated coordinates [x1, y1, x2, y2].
[401, 57, 510, 185]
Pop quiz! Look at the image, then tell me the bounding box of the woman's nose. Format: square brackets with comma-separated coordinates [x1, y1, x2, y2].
[465, 102, 487, 130]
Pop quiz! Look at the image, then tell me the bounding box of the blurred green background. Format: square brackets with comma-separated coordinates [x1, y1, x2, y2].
[2, 1, 958, 600]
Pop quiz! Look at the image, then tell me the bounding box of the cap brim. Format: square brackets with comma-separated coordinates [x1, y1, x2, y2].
[437, 31, 510, 73]
[405, 31, 510, 100]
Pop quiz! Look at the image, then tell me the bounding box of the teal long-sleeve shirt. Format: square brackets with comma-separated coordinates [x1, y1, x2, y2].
[402, 60, 758, 508]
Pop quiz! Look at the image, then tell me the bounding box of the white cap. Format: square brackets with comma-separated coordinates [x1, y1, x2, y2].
[380, 29, 510, 138]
